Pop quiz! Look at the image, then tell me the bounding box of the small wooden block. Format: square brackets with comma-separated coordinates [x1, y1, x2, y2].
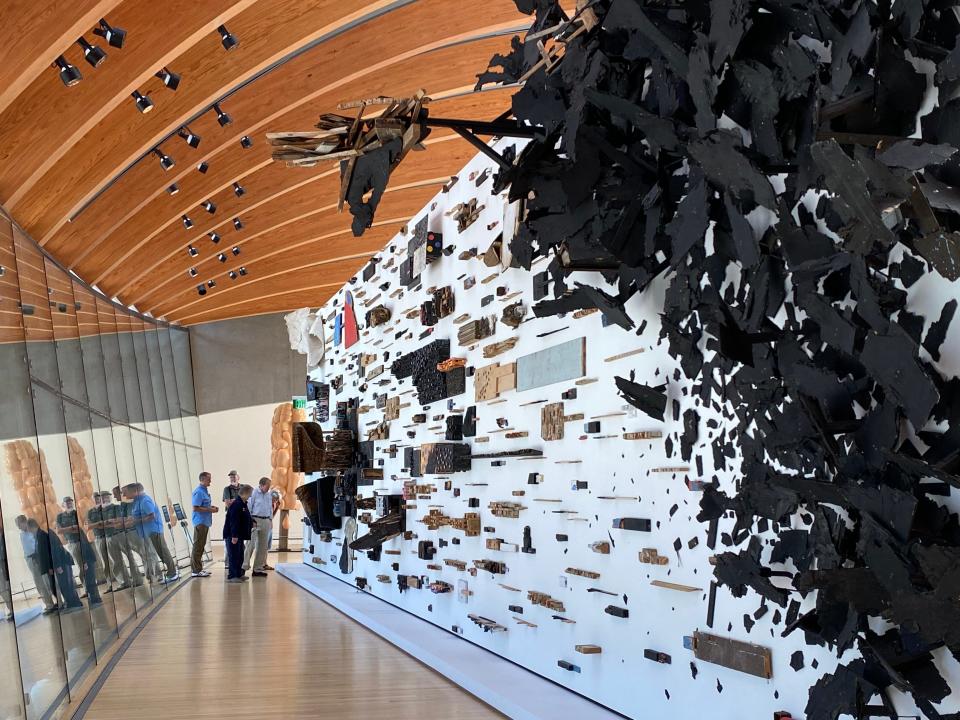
[576, 644, 602, 654]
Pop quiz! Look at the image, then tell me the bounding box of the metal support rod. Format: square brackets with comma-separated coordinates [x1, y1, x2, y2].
[452, 127, 512, 171]
[425, 116, 543, 138]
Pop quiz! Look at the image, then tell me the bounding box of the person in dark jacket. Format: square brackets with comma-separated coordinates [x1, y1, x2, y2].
[29, 519, 83, 612]
[223, 484, 253, 583]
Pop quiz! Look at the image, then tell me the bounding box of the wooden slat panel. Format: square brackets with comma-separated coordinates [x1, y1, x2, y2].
[149, 182, 437, 317]
[40, 1, 522, 259]
[0, 1, 122, 117]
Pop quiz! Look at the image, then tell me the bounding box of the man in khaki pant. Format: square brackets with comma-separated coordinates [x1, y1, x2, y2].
[190, 472, 217, 578]
[243, 477, 273, 578]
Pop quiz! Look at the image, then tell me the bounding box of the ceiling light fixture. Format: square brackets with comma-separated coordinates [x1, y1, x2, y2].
[201, 200, 216, 214]
[213, 103, 232, 127]
[240, 135, 253, 149]
[228, 270, 238, 280]
[93, 18, 126, 49]
[208, 231, 220, 243]
[76, 38, 107, 68]
[233, 182, 245, 197]
[155, 67, 180, 90]
[182, 215, 193, 229]
[197, 161, 209, 174]
[217, 25, 239, 51]
[178, 127, 201, 148]
[188, 268, 198, 277]
[187, 245, 199, 257]
[207, 279, 216, 288]
[153, 148, 175, 170]
[132, 90, 153, 113]
[231, 246, 241, 256]
[217, 253, 227, 263]
[197, 284, 206, 296]
[54, 56, 82, 87]
[238, 266, 247, 276]
[167, 183, 179, 195]
[233, 218, 243, 230]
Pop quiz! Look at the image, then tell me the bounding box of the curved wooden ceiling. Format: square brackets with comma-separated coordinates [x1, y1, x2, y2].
[0, 0, 526, 324]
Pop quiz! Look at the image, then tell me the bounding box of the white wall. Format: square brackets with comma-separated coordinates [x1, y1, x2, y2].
[198, 402, 303, 543]
[300, 140, 960, 720]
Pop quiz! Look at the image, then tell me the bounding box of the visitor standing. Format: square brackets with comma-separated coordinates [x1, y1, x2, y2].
[190, 472, 218, 578]
[243, 478, 273, 578]
[123, 483, 179, 583]
[96, 491, 131, 590]
[31, 519, 83, 613]
[222, 471, 241, 509]
[15, 515, 56, 613]
[223, 484, 253, 583]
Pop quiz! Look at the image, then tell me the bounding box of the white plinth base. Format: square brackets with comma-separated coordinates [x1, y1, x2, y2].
[278, 563, 623, 720]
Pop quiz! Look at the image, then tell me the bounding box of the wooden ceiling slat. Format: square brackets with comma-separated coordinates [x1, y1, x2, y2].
[39, 4, 522, 257]
[14, 0, 408, 241]
[0, 1, 123, 117]
[110, 88, 509, 308]
[139, 175, 445, 316]
[63, 37, 515, 290]
[0, 1, 527, 326]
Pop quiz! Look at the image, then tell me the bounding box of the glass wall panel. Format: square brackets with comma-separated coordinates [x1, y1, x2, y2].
[143, 326, 188, 565]
[0, 218, 36, 720]
[0, 216, 203, 719]
[95, 298, 151, 613]
[44, 258, 120, 657]
[72, 283, 137, 630]
[113, 311, 164, 603]
[12, 229, 95, 708]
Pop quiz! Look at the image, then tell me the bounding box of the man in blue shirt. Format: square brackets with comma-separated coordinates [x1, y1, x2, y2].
[190, 472, 218, 578]
[122, 483, 178, 583]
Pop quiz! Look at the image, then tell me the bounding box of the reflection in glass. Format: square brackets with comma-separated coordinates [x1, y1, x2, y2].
[0, 217, 202, 718]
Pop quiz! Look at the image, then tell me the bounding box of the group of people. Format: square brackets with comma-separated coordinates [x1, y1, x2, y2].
[6, 484, 180, 618]
[190, 471, 281, 583]
[2, 471, 282, 620]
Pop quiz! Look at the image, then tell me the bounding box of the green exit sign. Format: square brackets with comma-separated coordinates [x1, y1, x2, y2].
[292, 396, 307, 409]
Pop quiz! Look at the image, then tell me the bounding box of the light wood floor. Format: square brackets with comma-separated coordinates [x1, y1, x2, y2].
[80, 553, 503, 719]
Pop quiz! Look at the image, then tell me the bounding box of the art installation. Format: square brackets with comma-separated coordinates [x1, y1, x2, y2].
[292, 1, 960, 718]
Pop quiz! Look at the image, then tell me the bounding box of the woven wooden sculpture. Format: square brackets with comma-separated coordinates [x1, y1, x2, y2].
[270, 402, 306, 513]
[6, 440, 60, 531]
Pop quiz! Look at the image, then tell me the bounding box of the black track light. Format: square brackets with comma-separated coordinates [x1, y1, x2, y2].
[231, 246, 241, 256]
[76, 38, 107, 68]
[132, 90, 153, 113]
[207, 279, 216, 288]
[187, 245, 199, 257]
[208, 231, 220, 244]
[167, 183, 179, 195]
[188, 268, 198, 278]
[54, 56, 82, 87]
[178, 127, 201, 148]
[228, 270, 238, 280]
[238, 266, 247, 276]
[94, 18, 126, 49]
[217, 25, 239, 51]
[240, 135, 253, 149]
[197, 161, 209, 174]
[153, 149, 175, 171]
[213, 103, 232, 127]
[233, 217, 243, 231]
[155, 67, 180, 91]
[201, 200, 216, 214]
[197, 284, 206, 296]
[232, 182, 245, 197]
[182, 215, 193, 229]
[217, 253, 227, 263]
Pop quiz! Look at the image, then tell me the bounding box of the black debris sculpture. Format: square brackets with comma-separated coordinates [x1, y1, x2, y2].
[475, 1, 960, 717]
